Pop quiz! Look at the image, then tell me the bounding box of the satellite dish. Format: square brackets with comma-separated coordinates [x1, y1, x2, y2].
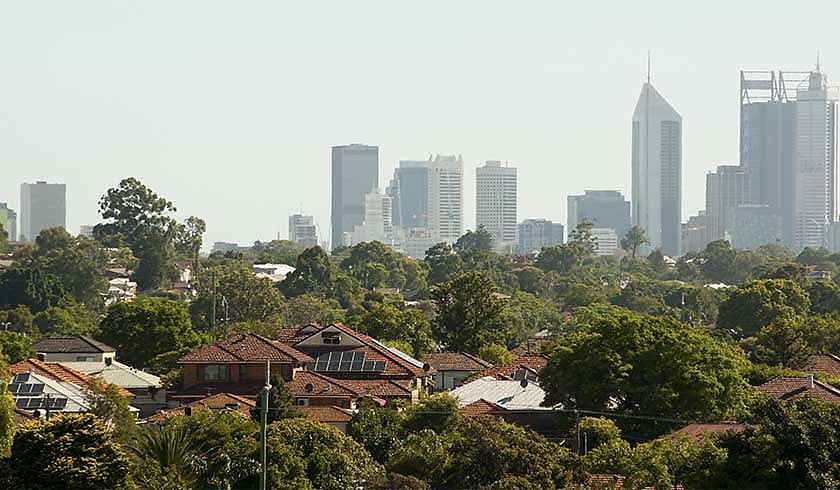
[520, 378, 529, 389]
[422, 363, 431, 373]
[304, 383, 314, 393]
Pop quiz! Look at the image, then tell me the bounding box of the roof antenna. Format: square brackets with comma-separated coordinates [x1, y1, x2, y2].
[816, 50, 821, 71]
[647, 51, 651, 84]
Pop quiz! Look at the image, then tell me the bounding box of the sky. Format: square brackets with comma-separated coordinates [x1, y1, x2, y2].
[1, 0, 839, 249]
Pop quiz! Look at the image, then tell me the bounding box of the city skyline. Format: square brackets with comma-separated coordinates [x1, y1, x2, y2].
[2, 2, 840, 247]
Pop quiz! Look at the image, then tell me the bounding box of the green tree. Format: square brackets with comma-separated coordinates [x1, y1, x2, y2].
[347, 405, 406, 462]
[0, 351, 13, 456]
[430, 272, 507, 354]
[541, 306, 750, 419]
[194, 265, 285, 326]
[0, 331, 33, 364]
[454, 225, 494, 253]
[174, 215, 206, 264]
[250, 239, 305, 265]
[33, 228, 109, 309]
[717, 279, 810, 337]
[280, 246, 333, 297]
[0, 266, 69, 312]
[347, 293, 433, 356]
[807, 280, 840, 315]
[621, 225, 649, 258]
[8, 413, 132, 489]
[0, 306, 34, 335]
[751, 316, 814, 368]
[387, 429, 452, 486]
[130, 423, 199, 489]
[425, 242, 463, 284]
[478, 343, 513, 366]
[0, 223, 8, 253]
[283, 294, 345, 326]
[99, 296, 204, 368]
[85, 377, 137, 443]
[700, 240, 739, 283]
[33, 304, 98, 336]
[252, 375, 303, 424]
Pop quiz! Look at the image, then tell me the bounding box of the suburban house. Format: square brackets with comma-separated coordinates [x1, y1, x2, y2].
[466, 355, 547, 384]
[808, 354, 840, 378]
[300, 406, 354, 433]
[450, 376, 547, 411]
[460, 398, 506, 417]
[148, 392, 256, 422]
[421, 352, 492, 390]
[33, 336, 165, 417]
[758, 375, 840, 405]
[672, 423, 747, 441]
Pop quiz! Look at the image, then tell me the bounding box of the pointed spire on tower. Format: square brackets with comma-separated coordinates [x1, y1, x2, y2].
[647, 51, 651, 83]
[816, 50, 821, 72]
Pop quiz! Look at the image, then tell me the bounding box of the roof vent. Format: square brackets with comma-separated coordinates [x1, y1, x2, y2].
[224, 403, 240, 410]
[104, 357, 112, 366]
[807, 374, 815, 389]
[304, 383, 314, 393]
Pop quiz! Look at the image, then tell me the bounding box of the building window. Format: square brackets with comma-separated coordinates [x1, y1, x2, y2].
[321, 332, 340, 345]
[198, 364, 227, 382]
[296, 398, 309, 406]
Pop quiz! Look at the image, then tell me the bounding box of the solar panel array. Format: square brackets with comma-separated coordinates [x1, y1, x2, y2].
[307, 352, 386, 372]
[14, 397, 67, 410]
[8, 383, 45, 396]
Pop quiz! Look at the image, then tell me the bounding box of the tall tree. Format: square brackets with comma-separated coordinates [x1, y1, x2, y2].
[454, 225, 494, 253]
[621, 225, 649, 258]
[174, 215, 206, 264]
[193, 265, 285, 326]
[279, 246, 333, 297]
[430, 271, 507, 354]
[424, 242, 463, 284]
[717, 279, 810, 338]
[251, 375, 303, 424]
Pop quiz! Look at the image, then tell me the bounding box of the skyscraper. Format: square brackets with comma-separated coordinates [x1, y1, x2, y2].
[20, 181, 66, 242]
[331, 144, 379, 249]
[427, 154, 463, 244]
[288, 214, 318, 247]
[705, 165, 750, 244]
[475, 160, 517, 245]
[632, 81, 682, 256]
[740, 68, 838, 250]
[348, 189, 393, 246]
[567, 190, 631, 239]
[0, 203, 16, 242]
[517, 219, 564, 254]
[387, 160, 429, 230]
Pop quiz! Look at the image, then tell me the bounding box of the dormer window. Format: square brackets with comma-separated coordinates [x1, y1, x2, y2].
[322, 332, 340, 345]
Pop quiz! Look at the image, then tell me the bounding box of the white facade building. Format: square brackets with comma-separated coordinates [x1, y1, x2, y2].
[349, 189, 393, 246]
[427, 155, 463, 244]
[632, 82, 682, 256]
[591, 227, 619, 256]
[288, 214, 318, 247]
[476, 161, 517, 246]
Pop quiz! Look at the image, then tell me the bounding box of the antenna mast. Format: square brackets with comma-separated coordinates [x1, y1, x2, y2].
[647, 51, 651, 83]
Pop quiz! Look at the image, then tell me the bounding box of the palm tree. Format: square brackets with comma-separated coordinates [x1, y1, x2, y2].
[130, 423, 198, 488]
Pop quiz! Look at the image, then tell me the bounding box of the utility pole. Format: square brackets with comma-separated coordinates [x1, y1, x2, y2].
[575, 409, 581, 456]
[210, 270, 216, 333]
[259, 361, 270, 490]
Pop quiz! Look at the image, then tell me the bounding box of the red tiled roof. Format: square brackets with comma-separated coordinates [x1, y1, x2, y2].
[338, 379, 413, 398]
[673, 423, 747, 441]
[422, 352, 492, 372]
[10, 358, 133, 398]
[467, 355, 547, 383]
[148, 393, 256, 422]
[301, 405, 353, 424]
[809, 354, 840, 377]
[509, 339, 550, 358]
[758, 376, 840, 405]
[171, 381, 264, 398]
[460, 398, 506, 417]
[179, 333, 312, 364]
[287, 371, 359, 398]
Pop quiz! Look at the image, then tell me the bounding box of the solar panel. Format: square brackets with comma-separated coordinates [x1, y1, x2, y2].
[15, 399, 27, 409]
[372, 361, 386, 372]
[18, 384, 33, 395]
[13, 373, 29, 384]
[327, 354, 341, 371]
[26, 398, 42, 410]
[350, 352, 365, 371]
[30, 384, 44, 395]
[53, 398, 68, 410]
[314, 354, 329, 371]
[8, 383, 20, 394]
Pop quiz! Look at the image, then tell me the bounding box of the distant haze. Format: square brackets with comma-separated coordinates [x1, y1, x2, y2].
[1, 0, 838, 248]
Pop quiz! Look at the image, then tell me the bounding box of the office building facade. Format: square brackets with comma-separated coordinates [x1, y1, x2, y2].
[20, 181, 66, 242]
[331, 144, 379, 249]
[517, 219, 564, 254]
[632, 82, 682, 256]
[288, 214, 318, 247]
[0, 203, 16, 242]
[475, 160, 517, 245]
[705, 165, 751, 244]
[427, 154, 463, 244]
[567, 190, 631, 239]
[388, 161, 430, 230]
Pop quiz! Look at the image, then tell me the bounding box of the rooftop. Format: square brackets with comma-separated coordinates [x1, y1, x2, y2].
[179, 333, 312, 364]
[422, 352, 492, 372]
[148, 393, 256, 422]
[32, 336, 115, 354]
[758, 376, 840, 405]
[10, 358, 134, 398]
[450, 376, 547, 410]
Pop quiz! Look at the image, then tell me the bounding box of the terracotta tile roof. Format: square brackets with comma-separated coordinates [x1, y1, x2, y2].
[673, 423, 747, 441]
[509, 339, 550, 358]
[171, 381, 264, 398]
[466, 355, 547, 383]
[179, 333, 312, 364]
[460, 398, 506, 417]
[338, 379, 413, 398]
[33, 336, 115, 354]
[586, 474, 679, 490]
[301, 405, 353, 424]
[422, 352, 492, 372]
[148, 393, 256, 422]
[287, 371, 359, 398]
[758, 376, 840, 405]
[809, 354, 840, 377]
[10, 359, 133, 398]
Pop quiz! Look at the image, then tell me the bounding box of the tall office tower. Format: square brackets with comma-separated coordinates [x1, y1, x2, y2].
[567, 190, 631, 238]
[331, 144, 379, 249]
[0, 203, 16, 242]
[349, 189, 393, 246]
[632, 81, 682, 256]
[475, 160, 517, 245]
[288, 214, 318, 247]
[704, 165, 751, 244]
[427, 154, 463, 243]
[388, 161, 430, 230]
[681, 212, 708, 254]
[517, 219, 564, 254]
[20, 181, 66, 242]
[740, 69, 838, 249]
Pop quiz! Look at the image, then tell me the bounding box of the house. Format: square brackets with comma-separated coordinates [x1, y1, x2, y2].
[175, 333, 313, 402]
[33, 336, 165, 417]
[672, 423, 747, 441]
[7, 370, 91, 415]
[148, 392, 256, 422]
[107, 277, 137, 304]
[466, 355, 547, 384]
[252, 263, 295, 283]
[450, 376, 547, 410]
[460, 398, 506, 417]
[276, 323, 434, 401]
[10, 358, 135, 398]
[808, 354, 840, 378]
[758, 375, 840, 405]
[421, 352, 492, 390]
[300, 406, 354, 433]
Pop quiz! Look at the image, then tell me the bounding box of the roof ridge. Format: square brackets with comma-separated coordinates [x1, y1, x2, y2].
[297, 371, 360, 395]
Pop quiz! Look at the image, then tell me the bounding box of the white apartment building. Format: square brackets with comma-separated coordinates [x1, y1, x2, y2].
[591, 228, 619, 256]
[427, 154, 463, 244]
[349, 189, 393, 246]
[476, 161, 517, 246]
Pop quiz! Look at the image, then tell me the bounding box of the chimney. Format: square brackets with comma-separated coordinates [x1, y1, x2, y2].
[806, 374, 815, 389]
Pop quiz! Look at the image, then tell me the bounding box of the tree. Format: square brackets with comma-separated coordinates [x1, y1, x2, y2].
[174, 215, 206, 264]
[250, 239, 305, 265]
[252, 375, 303, 424]
[347, 405, 406, 462]
[266, 417, 384, 490]
[33, 304, 98, 336]
[751, 316, 814, 368]
[717, 279, 810, 337]
[0, 352, 13, 456]
[8, 413, 132, 489]
[807, 280, 840, 315]
[283, 294, 345, 326]
[478, 343, 513, 366]
[534, 221, 596, 274]
[430, 272, 507, 354]
[621, 225, 649, 258]
[425, 242, 463, 284]
[33, 228, 109, 309]
[387, 429, 452, 486]
[99, 296, 204, 368]
[85, 377, 137, 443]
[0, 266, 70, 312]
[454, 226, 494, 253]
[347, 293, 433, 356]
[0, 222, 8, 253]
[0, 306, 35, 335]
[194, 265, 284, 326]
[541, 306, 750, 420]
[130, 423, 199, 489]
[279, 246, 333, 297]
[0, 331, 33, 364]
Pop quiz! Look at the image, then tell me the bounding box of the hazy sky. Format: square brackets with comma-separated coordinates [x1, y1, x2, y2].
[2, 1, 839, 248]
